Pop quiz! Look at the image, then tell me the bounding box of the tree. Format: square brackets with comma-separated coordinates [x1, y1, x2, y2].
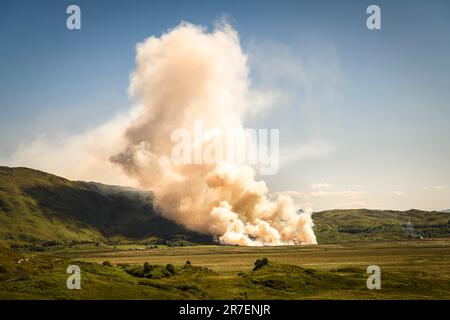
[253, 258, 269, 271]
[165, 264, 176, 275]
[143, 262, 153, 273]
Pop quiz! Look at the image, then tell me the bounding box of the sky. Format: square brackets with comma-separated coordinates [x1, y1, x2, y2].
[0, 0, 449, 211]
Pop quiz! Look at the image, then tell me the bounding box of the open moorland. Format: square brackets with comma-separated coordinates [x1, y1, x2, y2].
[1, 167, 449, 299]
[1, 240, 449, 299]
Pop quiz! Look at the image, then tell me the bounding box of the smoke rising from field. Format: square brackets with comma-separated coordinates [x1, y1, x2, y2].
[109, 22, 317, 245]
[4, 22, 317, 245]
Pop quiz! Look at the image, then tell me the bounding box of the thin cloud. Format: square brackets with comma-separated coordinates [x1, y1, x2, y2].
[279, 188, 369, 212]
[310, 182, 333, 189]
[332, 201, 367, 209]
[280, 140, 337, 166]
[309, 190, 368, 199]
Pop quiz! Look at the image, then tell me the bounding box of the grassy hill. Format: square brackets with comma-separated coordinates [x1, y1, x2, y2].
[0, 166, 449, 299]
[313, 208, 450, 243]
[0, 166, 448, 248]
[0, 166, 211, 247]
[1, 242, 449, 299]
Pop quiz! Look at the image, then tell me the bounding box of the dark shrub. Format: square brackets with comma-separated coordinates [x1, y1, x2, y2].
[252, 279, 288, 290]
[102, 261, 112, 267]
[253, 258, 269, 271]
[143, 262, 154, 273]
[42, 240, 61, 247]
[131, 268, 145, 278]
[304, 268, 315, 275]
[161, 269, 171, 277]
[117, 263, 129, 268]
[165, 264, 176, 275]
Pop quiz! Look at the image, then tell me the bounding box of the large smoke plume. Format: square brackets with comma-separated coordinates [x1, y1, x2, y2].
[109, 22, 316, 245]
[6, 22, 317, 246]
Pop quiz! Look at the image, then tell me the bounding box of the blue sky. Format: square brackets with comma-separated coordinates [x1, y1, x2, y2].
[1, 0, 449, 211]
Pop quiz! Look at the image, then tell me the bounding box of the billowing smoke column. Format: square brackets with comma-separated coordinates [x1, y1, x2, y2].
[110, 22, 317, 246]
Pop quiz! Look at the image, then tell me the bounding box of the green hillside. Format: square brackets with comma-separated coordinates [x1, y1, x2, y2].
[0, 166, 449, 248]
[0, 166, 211, 247]
[313, 208, 450, 243]
[1, 242, 450, 299]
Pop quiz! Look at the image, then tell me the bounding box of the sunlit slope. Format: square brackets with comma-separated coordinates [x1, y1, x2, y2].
[314, 209, 450, 243]
[1, 166, 448, 246]
[0, 166, 210, 245]
[1, 242, 450, 299]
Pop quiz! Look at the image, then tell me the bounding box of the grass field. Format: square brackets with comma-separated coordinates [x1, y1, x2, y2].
[1, 167, 448, 299]
[52, 239, 449, 274]
[2, 167, 449, 248]
[1, 239, 447, 300]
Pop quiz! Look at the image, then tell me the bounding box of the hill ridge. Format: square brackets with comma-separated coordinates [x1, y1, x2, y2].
[1, 166, 449, 246]
[0, 166, 211, 246]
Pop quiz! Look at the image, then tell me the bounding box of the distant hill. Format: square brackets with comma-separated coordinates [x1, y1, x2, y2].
[440, 209, 450, 213]
[0, 166, 211, 246]
[313, 208, 450, 243]
[1, 166, 449, 247]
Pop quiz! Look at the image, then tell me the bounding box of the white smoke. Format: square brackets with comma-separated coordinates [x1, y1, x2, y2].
[5, 22, 317, 246]
[109, 22, 316, 245]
